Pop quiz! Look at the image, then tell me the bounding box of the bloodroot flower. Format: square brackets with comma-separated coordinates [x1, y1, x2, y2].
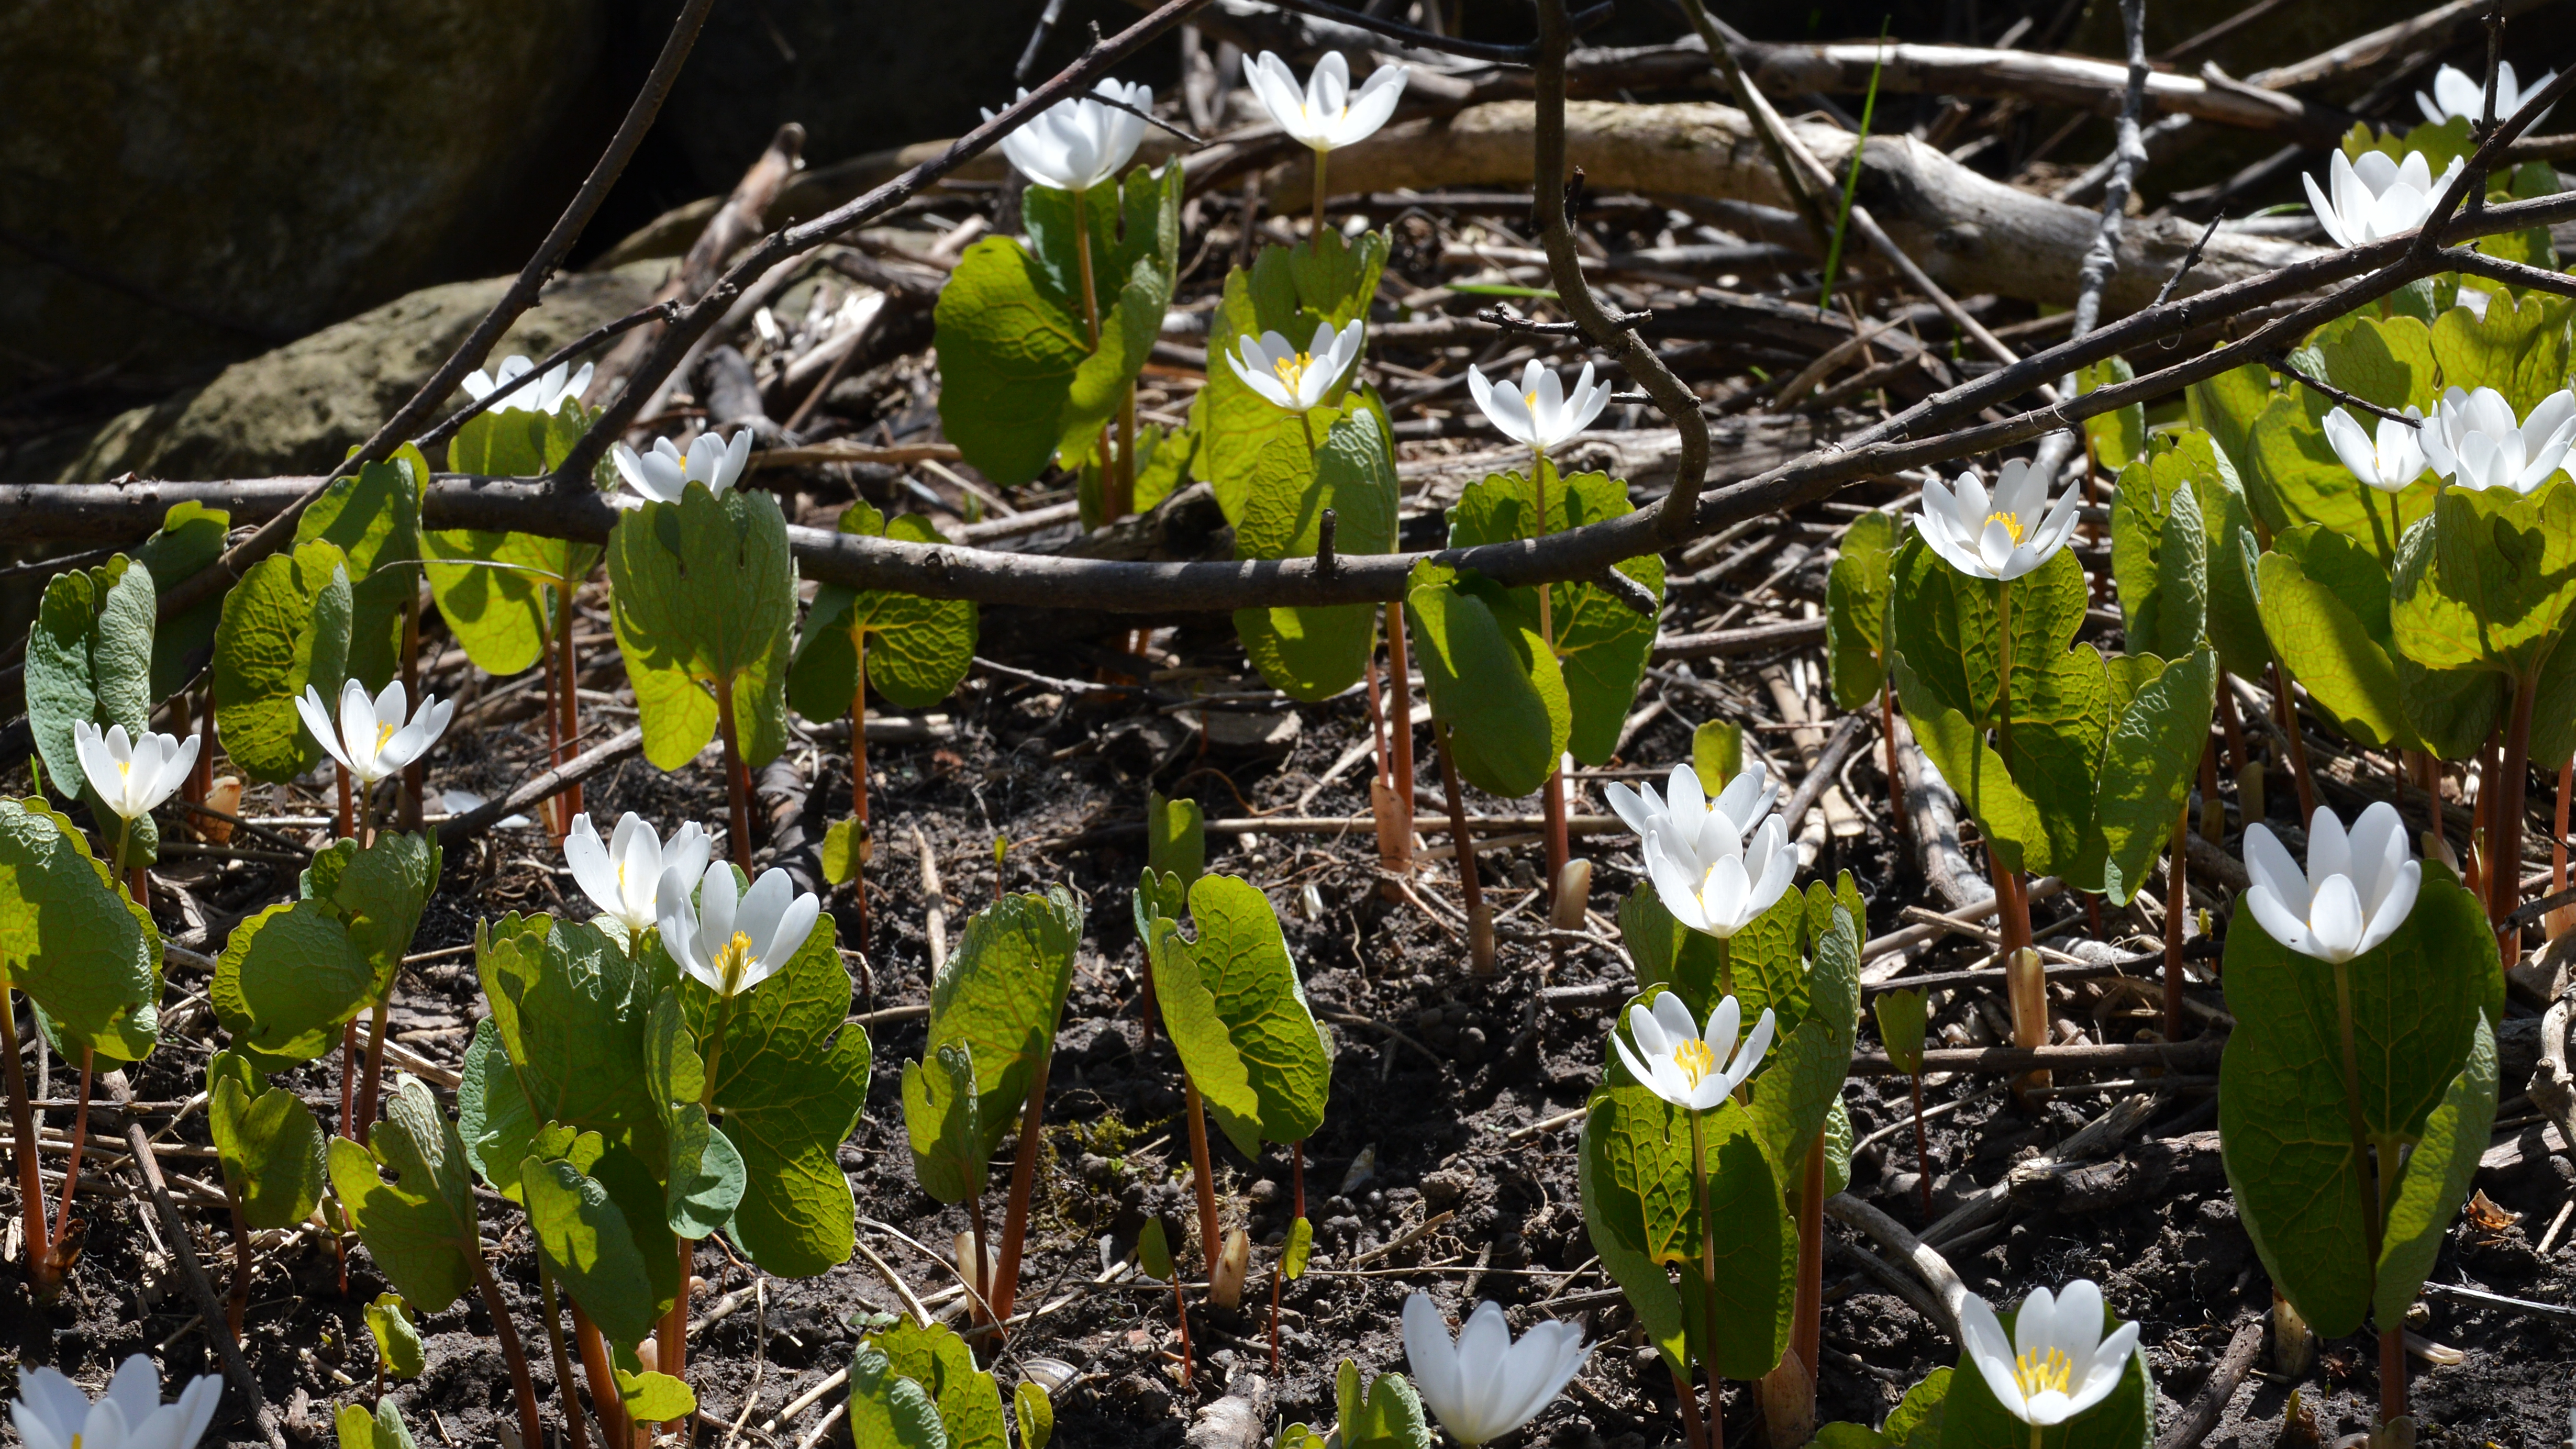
[463, 354, 593, 415]
[73, 721, 198, 822]
[2242, 802, 2420, 964]
[1959, 1279, 2141, 1428]
[2303, 148, 2462, 248]
[12, 1355, 222, 1449]
[657, 860, 823, 999]
[297, 679, 454, 787]
[1915, 458, 2082, 582]
[1610, 989, 1775, 1111]
[987, 79, 1154, 194]
[2322, 405, 2429, 492]
[1242, 50, 1409, 152]
[1402, 1293, 1592, 1447]
[612, 428, 755, 504]
[565, 812, 713, 937]
[1227, 319, 1366, 415]
[1466, 360, 1614, 458]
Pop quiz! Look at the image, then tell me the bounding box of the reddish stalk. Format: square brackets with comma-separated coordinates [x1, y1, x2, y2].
[1364, 654, 1391, 784]
[354, 997, 393, 1146]
[1908, 1071, 1931, 1221]
[1435, 724, 1494, 974]
[2196, 738, 2224, 842]
[1534, 459, 1568, 912]
[193, 679, 217, 808]
[537, 1261, 593, 1449]
[2555, 757, 2571, 896]
[968, 1195, 992, 1325]
[851, 632, 872, 956]
[336, 762, 353, 842]
[570, 1301, 630, 1447]
[225, 1188, 253, 1340]
[2164, 805, 2190, 1042]
[1387, 611, 1416, 843]
[556, 579, 584, 831]
[1180, 1076, 1224, 1300]
[2268, 663, 2318, 823]
[50, 1046, 92, 1249]
[1671, 1365, 1711, 1449]
[1790, 1135, 1825, 1421]
[2487, 681, 2537, 962]
[990, 1044, 1056, 1324]
[471, 1251, 550, 1449]
[714, 680, 754, 872]
[1877, 681, 1911, 844]
[338, 1019, 359, 1140]
[657, 1238, 692, 1423]
[1169, 1271, 1196, 1387]
[1, 968, 59, 1296]
[2382, 1325, 2408, 1424]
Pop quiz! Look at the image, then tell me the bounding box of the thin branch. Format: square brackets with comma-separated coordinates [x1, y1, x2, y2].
[551, 0, 1215, 493]
[1259, 0, 1616, 64]
[1090, 91, 1211, 149]
[2267, 353, 2423, 427]
[2029, 0, 2148, 482]
[152, 0, 716, 623]
[2150, 211, 2227, 309]
[415, 302, 680, 449]
[2409, 54, 2576, 265]
[2443, 246, 2576, 299]
[1477, 302, 1651, 333]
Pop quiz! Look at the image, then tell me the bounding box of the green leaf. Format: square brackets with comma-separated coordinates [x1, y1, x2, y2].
[0, 795, 161, 1060]
[2109, 452, 2209, 664]
[458, 996, 541, 1200]
[2247, 386, 2438, 559]
[616, 1370, 697, 1423]
[2186, 362, 2274, 516]
[421, 521, 596, 679]
[208, 1049, 326, 1230]
[846, 1344, 949, 1449]
[1015, 1380, 1053, 1449]
[643, 989, 748, 1238]
[928, 886, 1083, 1163]
[2218, 864, 2500, 1337]
[607, 485, 797, 772]
[873, 1319, 1008, 1449]
[1873, 990, 1928, 1076]
[321, 831, 442, 998]
[903, 1042, 985, 1205]
[524, 1152, 668, 1347]
[789, 505, 978, 720]
[2093, 648, 2216, 907]
[1081, 420, 1194, 531]
[2075, 356, 2145, 473]
[1746, 900, 1863, 1175]
[1282, 1216, 1315, 1279]
[26, 554, 157, 862]
[329, 1075, 481, 1313]
[2393, 478, 2576, 682]
[1138, 1217, 1175, 1280]
[2430, 286, 2575, 416]
[1939, 1302, 2150, 1449]
[364, 1294, 426, 1380]
[1581, 1078, 1792, 1379]
[215, 538, 354, 783]
[2375, 1013, 2498, 1323]
[335, 1399, 419, 1449]
[686, 910, 872, 1277]
[2309, 312, 2439, 413]
[1446, 463, 1664, 763]
[1882, 1366, 1951, 1449]
[131, 501, 231, 701]
[478, 914, 663, 1146]
[1405, 560, 1570, 798]
[1198, 229, 1390, 524]
[1692, 719, 1745, 796]
[2254, 527, 2418, 750]
[1233, 399, 1401, 701]
[299, 446, 424, 689]
[1335, 1359, 1435, 1449]
[823, 818, 864, 887]
[1827, 511, 1900, 712]
[1145, 874, 1334, 1158]
[1147, 792, 1205, 887]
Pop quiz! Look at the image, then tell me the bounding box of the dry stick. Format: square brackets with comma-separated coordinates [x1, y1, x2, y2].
[1433, 722, 1495, 974]
[2029, 0, 2150, 487]
[472, 1252, 551, 1449]
[989, 1046, 1055, 1324]
[2154, 1314, 2264, 1449]
[1530, 0, 1711, 547]
[151, 0, 718, 623]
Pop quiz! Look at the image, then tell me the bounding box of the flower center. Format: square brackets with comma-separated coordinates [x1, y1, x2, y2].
[375, 720, 398, 752]
[1524, 390, 1540, 410]
[2013, 1347, 2073, 1400]
[1984, 510, 2026, 545]
[1271, 352, 1314, 393]
[1670, 1038, 1718, 1087]
[714, 930, 757, 992]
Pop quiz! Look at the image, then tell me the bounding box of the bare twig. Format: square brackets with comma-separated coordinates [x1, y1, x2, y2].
[2267, 352, 2424, 427]
[2155, 1315, 2265, 1449]
[417, 301, 680, 449]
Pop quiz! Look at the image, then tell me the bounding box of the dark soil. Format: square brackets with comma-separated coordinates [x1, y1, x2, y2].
[3, 571, 2570, 1449]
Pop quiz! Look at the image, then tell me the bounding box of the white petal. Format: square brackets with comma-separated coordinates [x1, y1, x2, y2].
[2356, 860, 2421, 956]
[2066, 1319, 2141, 1419]
[565, 815, 620, 917]
[1957, 1295, 2032, 1422]
[1403, 1295, 1467, 1432]
[2307, 875, 2369, 961]
[2240, 823, 2311, 916]
[297, 687, 356, 774]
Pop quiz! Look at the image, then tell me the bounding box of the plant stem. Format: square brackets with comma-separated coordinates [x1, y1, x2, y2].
[570, 1300, 629, 1448]
[339, 1019, 359, 1141]
[1909, 1071, 1931, 1221]
[852, 631, 871, 956]
[1878, 679, 1911, 845]
[557, 576, 584, 832]
[2328, 955, 2395, 1423]
[1071, 184, 1104, 344]
[336, 762, 353, 842]
[1171, 1273, 1196, 1387]
[1312, 148, 1328, 238]
[1387, 608, 1417, 860]
[0, 968, 55, 1296]
[537, 1257, 593, 1449]
[1714, 933, 1733, 1003]
[1435, 723, 1494, 974]
[991, 1045, 1056, 1324]
[50, 1046, 92, 1251]
[2556, 756, 2571, 897]
[658, 1238, 692, 1421]
[2269, 662, 2318, 823]
[543, 587, 567, 842]
[355, 996, 392, 1146]
[1181, 1074, 1223, 1294]
[1689, 1109, 1726, 1449]
[1791, 1133, 1824, 1422]
[2197, 737, 2224, 842]
[1534, 455, 1569, 928]
[472, 1249, 551, 1449]
[225, 1186, 253, 1340]
[2164, 804, 2190, 1041]
[1672, 1364, 1711, 1449]
[1111, 383, 1139, 523]
[714, 677, 754, 872]
[2488, 671, 2539, 963]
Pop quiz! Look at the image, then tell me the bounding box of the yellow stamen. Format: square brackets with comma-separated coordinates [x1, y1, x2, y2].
[714, 929, 757, 993]
[2013, 1347, 2073, 1399]
[1525, 391, 1540, 409]
[1984, 510, 2027, 545]
[1272, 352, 1314, 393]
[375, 720, 398, 751]
[1671, 1038, 1717, 1087]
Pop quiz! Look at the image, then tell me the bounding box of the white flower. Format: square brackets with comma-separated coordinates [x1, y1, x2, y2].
[2417, 61, 2557, 126]
[1402, 1294, 1592, 1447]
[2242, 802, 2422, 964]
[1960, 1280, 2141, 1428]
[2418, 385, 2576, 494]
[72, 721, 199, 822]
[12, 1354, 222, 1449]
[1225, 318, 1366, 415]
[462, 354, 593, 415]
[296, 679, 453, 787]
[656, 861, 822, 999]
[1915, 458, 2081, 582]
[1241, 51, 1408, 152]
[611, 429, 755, 505]
[985, 79, 1153, 193]
[1644, 810, 1798, 940]
[1609, 990, 1776, 1112]
[1607, 760, 1778, 874]
[565, 811, 713, 937]
[2321, 405, 2429, 493]
[2302, 149, 2464, 248]
[1466, 360, 1614, 456]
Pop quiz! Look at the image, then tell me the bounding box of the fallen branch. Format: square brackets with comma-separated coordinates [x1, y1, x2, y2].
[1845, 1036, 2224, 1077]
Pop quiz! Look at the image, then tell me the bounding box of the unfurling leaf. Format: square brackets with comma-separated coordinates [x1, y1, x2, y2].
[208, 1049, 326, 1230]
[214, 539, 354, 783]
[364, 1294, 426, 1380]
[1145, 874, 1333, 1158]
